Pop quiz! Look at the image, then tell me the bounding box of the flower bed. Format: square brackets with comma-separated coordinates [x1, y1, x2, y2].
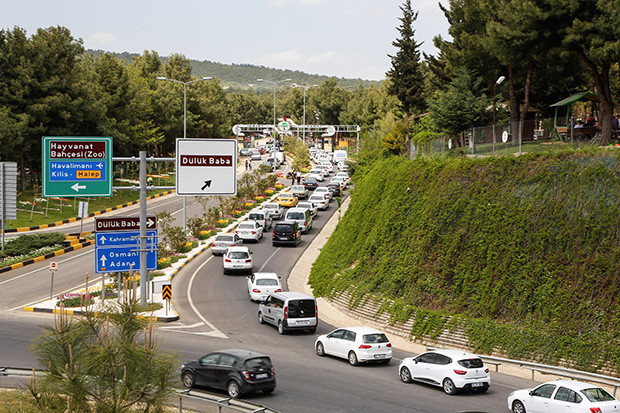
[57, 292, 94, 307]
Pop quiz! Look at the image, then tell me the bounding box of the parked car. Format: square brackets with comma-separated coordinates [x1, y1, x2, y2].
[326, 182, 341, 197]
[222, 246, 253, 274]
[284, 207, 313, 233]
[303, 176, 319, 191]
[262, 202, 283, 220]
[248, 208, 272, 230]
[313, 187, 333, 202]
[211, 233, 243, 256]
[181, 349, 276, 397]
[250, 150, 262, 161]
[315, 327, 392, 366]
[507, 379, 618, 413]
[272, 221, 302, 247]
[235, 221, 264, 242]
[399, 349, 490, 395]
[297, 201, 318, 217]
[290, 185, 309, 200]
[258, 291, 318, 334]
[308, 193, 329, 210]
[276, 192, 298, 208]
[239, 148, 251, 157]
[247, 272, 282, 302]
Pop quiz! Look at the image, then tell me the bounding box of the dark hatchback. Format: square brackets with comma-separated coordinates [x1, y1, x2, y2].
[326, 182, 341, 197]
[272, 221, 301, 246]
[303, 176, 319, 191]
[181, 349, 276, 398]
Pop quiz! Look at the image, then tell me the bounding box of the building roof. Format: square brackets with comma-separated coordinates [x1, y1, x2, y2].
[550, 91, 600, 107]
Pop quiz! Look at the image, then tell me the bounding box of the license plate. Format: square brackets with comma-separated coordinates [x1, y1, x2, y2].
[255, 373, 268, 379]
[296, 320, 309, 325]
[374, 354, 386, 359]
[471, 382, 484, 387]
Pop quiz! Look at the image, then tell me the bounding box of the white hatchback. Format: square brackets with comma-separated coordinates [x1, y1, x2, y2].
[222, 246, 253, 274]
[313, 187, 333, 202]
[308, 194, 329, 210]
[399, 349, 490, 395]
[246, 272, 282, 302]
[315, 327, 392, 366]
[235, 221, 264, 242]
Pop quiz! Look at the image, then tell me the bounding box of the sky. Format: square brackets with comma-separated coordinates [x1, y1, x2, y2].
[1, 0, 451, 81]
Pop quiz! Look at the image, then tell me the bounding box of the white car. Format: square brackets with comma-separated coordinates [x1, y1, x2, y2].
[235, 221, 264, 242]
[262, 202, 283, 220]
[307, 169, 325, 182]
[330, 176, 347, 189]
[222, 246, 253, 274]
[319, 163, 333, 176]
[308, 194, 329, 210]
[297, 201, 318, 217]
[335, 172, 350, 184]
[211, 233, 243, 255]
[507, 379, 619, 413]
[248, 208, 272, 230]
[313, 187, 333, 202]
[315, 327, 392, 366]
[398, 349, 490, 395]
[246, 272, 282, 302]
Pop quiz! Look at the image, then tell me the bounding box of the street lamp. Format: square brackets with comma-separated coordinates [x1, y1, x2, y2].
[493, 75, 506, 155]
[294, 84, 318, 144]
[156, 76, 212, 231]
[256, 78, 292, 131]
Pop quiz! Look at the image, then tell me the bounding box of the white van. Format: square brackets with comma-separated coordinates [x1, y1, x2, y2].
[284, 207, 313, 233]
[258, 291, 318, 334]
[333, 149, 347, 163]
[248, 209, 273, 229]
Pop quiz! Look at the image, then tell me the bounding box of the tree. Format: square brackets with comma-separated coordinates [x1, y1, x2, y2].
[386, 0, 426, 115]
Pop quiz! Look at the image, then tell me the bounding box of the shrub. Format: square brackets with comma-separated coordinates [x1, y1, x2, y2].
[4, 232, 65, 257]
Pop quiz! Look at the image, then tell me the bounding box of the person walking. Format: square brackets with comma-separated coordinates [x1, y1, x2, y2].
[296, 171, 301, 185]
[245, 159, 249, 170]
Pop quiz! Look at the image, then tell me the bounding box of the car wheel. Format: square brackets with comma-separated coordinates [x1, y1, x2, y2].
[400, 367, 412, 383]
[277, 320, 286, 335]
[258, 312, 265, 324]
[307, 327, 316, 334]
[442, 378, 457, 395]
[478, 384, 489, 393]
[348, 351, 359, 366]
[512, 400, 526, 413]
[316, 341, 325, 357]
[181, 371, 195, 388]
[227, 380, 241, 398]
[263, 387, 275, 395]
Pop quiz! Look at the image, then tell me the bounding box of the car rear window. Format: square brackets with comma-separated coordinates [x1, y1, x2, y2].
[228, 252, 249, 259]
[256, 279, 278, 286]
[457, 358, 484, 369]
[279, 194, 292, 198]
[248, 213, 264, 221]
[287, 299, 316, 318]
[309, 196, 323, 202]
[580, 388, 615, 402]
[287, 212, 304, 220]
[275, 224, 294, 233]
[215, 235, 233, 242]
[244, 357, 272, 370]
[362, 333, 389, 344]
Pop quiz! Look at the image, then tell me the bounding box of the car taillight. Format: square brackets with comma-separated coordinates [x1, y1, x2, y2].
[230, 243, 235, 247]
[284, 306, 288, 319]
[484, 367, 489, 373]
[211, 243, 215, 247]
[245, 259, 252, 262]
[252, 289, 261, 293]
[359, 344, 372, 349]
[275, 288, 282, 292]
[315, 304, 318, 317]
[386, 343, 392, 347]
[224, 259, 231, 262]
[590, 409, 602, 413]
[252, 231, 256, 234]
[453, 370, 467, 375]
[242, 371, 251, 380]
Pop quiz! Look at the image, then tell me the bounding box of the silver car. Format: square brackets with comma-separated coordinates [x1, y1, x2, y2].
[211, 233, 243, 256]
[297, 201, 318, 217]
[262, 202, 283, 220]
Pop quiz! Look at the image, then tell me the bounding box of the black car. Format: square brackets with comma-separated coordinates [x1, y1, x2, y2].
[326, 182, 341, 197]
[303, 176, 319, 191]
[272, 221, 302, 246]
[181, 349, 276, 398]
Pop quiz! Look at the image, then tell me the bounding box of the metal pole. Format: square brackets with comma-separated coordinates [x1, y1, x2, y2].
[273, 85, 277, 129]
[139, 151, 148, 305]
[493, 82, 497, 155]
[183, 83, 188, 232]
[1, 163, 4, 251]
[303, 87, 306, 143]
[49, 270, 55, 299]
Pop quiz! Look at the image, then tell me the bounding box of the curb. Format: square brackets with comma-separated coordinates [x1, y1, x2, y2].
[5, 190, 175, 233]
[0, 240, 95, 274]
[22, 304, 179, 323]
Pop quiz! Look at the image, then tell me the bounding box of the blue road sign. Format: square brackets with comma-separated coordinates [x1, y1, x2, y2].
[95, 246, 157, 274]
[95, 230, 158, 248]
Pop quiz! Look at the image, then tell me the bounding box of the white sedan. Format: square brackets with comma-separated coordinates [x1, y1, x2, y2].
[235, 221, 263, 242]
[246, 272, 282, 302]
[313, 187, 333, 202]
[222, 246, 253, 275]
[315, 327, 392, 366]
[398, 349, 490, 395]
[297, 201, 318, 217]
[507, 379, 619, 413]
[308, 194, 329, 210]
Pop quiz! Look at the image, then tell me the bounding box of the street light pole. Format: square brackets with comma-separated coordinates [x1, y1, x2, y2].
[256, 78, 292, 132]
[156, 76, 212, 231]
[294, 84, 317, 144]
[493, 75, 506, 155]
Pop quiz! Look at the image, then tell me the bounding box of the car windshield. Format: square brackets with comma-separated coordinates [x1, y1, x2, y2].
[263, 204, 277, 210]
[288, 299, 316, 318]
[256, 279, 279, 286]
[244, 357, 272, 370]
[287, 212, 304, 220]
[228, 252, 249, 259]
[248, 213, 264, 220]
[458, 358, 484, 368]
[298, 203, 311, 209]
[362, 333, 389, 344]
[238, 223, 254, 229]
[215, 235, 234, 242]
[580, 388, 615, 402]
[291, 186, 304, 191]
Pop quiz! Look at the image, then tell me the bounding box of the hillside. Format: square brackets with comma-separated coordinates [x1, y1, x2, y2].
[87, 50, 381, 90]
[309, 150, 620, 374]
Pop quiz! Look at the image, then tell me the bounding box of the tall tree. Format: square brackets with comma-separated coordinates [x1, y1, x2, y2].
[386, 0, 425, 115]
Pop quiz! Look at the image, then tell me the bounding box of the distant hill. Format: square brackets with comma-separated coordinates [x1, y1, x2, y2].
[86, 50, 382, 90]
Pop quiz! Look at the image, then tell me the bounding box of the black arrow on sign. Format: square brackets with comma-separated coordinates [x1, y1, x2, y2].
[201, 180, 212, 191]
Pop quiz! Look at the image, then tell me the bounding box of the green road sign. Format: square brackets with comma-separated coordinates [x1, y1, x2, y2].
[42, 137, 113, 197]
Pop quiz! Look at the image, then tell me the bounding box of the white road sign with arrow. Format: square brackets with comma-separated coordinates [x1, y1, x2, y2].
[176, 138, 237, 196]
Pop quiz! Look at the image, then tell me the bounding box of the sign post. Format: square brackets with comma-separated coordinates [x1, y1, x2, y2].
[0, 162, 17, 250]
[78, 201, 89, 235]
[42, 137, 112, 197]
[162, 283, 172, 316]
[49, 262, 58, 299]
[176, 139, 237, 196]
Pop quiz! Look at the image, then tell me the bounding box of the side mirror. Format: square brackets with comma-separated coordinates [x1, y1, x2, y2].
[250, 251, 254, 254]
[528, 390, 535, 396]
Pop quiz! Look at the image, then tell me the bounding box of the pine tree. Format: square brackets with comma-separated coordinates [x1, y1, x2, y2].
[386, 0, 425, 116]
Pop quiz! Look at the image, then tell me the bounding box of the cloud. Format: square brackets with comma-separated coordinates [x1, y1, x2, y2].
[253, 48, 345, 72]
[268, 0, 330, 6]
[86, 31, 118, 46]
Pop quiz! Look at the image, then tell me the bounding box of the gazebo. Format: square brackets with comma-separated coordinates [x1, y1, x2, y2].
[550, 91, 600, 140]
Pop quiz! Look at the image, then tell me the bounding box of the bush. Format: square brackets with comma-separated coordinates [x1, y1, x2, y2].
[4, 232, 65, 256]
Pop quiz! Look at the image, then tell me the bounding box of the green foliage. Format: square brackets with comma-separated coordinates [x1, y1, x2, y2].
[3, 233, 65, 257]
[381, 118, 410, 155]
[309, 150, 620, 373]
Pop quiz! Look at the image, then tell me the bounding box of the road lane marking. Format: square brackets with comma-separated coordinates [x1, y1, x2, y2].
[186, 256, 227, 339]
[159, 322, 204, 329]
[258, 249, 280, 272]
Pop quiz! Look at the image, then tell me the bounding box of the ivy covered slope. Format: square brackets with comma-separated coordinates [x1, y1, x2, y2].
[309, 150, 620, 373]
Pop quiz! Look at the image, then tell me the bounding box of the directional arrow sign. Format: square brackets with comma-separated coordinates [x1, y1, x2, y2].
[176, 138, 237, 196]
[95, 230, 158, 248]
[42, 137, 112, 197]
[95, 246, 157, 274]
[95, 216, 157, 232]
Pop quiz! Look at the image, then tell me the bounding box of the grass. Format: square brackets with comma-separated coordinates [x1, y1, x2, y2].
[135, 303, 163, 312]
